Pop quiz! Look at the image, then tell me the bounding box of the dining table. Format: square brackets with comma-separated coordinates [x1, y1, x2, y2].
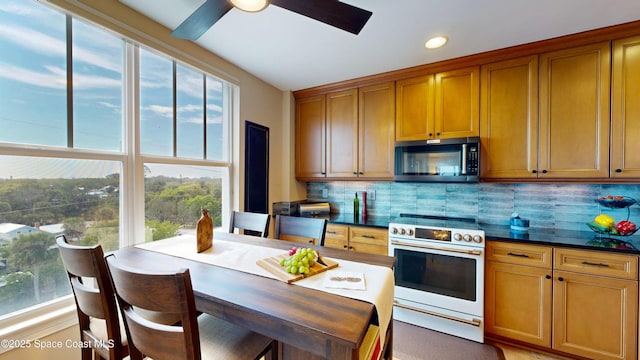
[111, 230, 396, 360]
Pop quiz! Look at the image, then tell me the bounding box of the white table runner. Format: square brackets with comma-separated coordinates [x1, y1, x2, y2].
[135, 235, 394, 347]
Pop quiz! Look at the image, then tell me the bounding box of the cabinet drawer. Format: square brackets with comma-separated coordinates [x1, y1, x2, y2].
[349, 227, 388, 247]
[554, 248, 638, 280]
[486, 241, 552, 269]
[325, 224, 348, 240]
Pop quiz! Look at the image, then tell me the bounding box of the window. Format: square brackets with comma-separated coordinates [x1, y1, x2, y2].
[0, 0, 231, 320]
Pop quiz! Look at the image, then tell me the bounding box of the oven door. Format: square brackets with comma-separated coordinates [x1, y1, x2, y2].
[390, 239, 484, 316]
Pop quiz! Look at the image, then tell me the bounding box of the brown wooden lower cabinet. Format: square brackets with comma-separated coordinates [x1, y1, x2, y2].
[486, 242, 638, 360]
[324, 224, 388, 256]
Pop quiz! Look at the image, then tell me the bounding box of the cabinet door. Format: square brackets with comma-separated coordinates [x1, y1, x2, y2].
[326, 89, 358, 178]
[485, 261, 552, 347]
[349, 226, 388, 256]
[358, 82, 395, 179]
[324, 224, 349, 250]
[553, 271, 638, 360]
[611, 36, 640, 178]
[435, 66, 480, 139]
[295, 95, 325, 178]
[480, 56, 538, 179]
[539, 42, 611, 178]
[395, 75, 435, 141]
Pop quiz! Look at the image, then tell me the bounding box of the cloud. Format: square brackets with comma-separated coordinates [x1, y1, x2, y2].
[146, 105, 173, 118]
[0, 23, 66, 58]
[0, 63, 66, 89]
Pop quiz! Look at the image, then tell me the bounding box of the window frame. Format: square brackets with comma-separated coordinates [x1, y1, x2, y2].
[0, 2, 235, 345]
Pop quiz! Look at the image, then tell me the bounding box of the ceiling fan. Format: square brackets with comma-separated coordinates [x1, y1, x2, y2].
[171, 0, 373, 40]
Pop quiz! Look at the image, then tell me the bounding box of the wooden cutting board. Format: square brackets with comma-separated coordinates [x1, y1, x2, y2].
[256, 253, 338, 283]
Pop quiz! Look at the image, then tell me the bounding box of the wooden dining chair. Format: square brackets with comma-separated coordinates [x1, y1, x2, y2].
[274, 215, 328, 246]
[56, 235, 128, 360]
[228, 210, 270, 237]
[105, 256, 276, 360]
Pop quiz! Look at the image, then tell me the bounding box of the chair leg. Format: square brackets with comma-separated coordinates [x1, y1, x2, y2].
[262, 340, 279, 360]
[81, 346, 91, 360]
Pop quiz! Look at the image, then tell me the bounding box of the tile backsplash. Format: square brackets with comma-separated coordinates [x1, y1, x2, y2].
[307, 182, 640, 231]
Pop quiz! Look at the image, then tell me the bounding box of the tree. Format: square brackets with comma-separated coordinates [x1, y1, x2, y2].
[146, 220, 180, 241]
[64, 217, 86, 241]
[7, 232, 56, 303]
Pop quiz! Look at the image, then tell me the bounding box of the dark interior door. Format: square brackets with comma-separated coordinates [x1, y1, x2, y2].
[244, 121, 269, 216]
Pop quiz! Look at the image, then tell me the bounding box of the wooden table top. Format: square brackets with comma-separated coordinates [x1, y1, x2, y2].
[112, 231, 396, 359]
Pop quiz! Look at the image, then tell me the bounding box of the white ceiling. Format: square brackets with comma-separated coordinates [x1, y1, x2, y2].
[119, 0, 640, 91]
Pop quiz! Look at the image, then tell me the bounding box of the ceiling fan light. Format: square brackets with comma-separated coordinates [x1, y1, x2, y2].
[425, 36, 448, 49]
[231, 0, 269, 12]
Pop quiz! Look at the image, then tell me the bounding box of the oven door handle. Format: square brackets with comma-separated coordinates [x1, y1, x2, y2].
[393, 300, 482, 327]
[390, 239, 483, 256]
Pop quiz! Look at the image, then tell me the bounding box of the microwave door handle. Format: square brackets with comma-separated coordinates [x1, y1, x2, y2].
[461, 143, 467, 175]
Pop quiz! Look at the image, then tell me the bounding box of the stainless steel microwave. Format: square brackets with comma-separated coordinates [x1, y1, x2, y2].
[394, 137, 479, 182]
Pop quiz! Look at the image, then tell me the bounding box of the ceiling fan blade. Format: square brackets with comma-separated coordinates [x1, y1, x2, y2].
[171, 0, 233, 40]
[271, 0, 372, 35]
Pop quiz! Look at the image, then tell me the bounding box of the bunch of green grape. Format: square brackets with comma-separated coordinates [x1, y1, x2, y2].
[279, 247, 316, 274]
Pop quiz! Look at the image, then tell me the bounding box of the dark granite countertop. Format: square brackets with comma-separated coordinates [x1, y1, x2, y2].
[314, 214, 640, 255]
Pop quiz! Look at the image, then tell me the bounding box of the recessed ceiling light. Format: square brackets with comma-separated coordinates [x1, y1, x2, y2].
[425, 36, 448, 49]
[231, 0, 269, 12]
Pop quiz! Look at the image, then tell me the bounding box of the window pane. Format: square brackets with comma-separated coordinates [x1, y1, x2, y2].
[176, 64, 204, 159]
[144, 163, 224, 242]
[140, 47, 173, 156]
[0, 155, 121, 316]
[206, 77, 226, 161]
[72, 19, 123, 151]
[0, 0, 67, 147]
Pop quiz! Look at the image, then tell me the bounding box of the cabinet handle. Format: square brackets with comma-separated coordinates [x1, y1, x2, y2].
[353, 171, 357, 175]
[428, 133, 433, 137]
[507, 252, 529, 258]
[615, 168, 622, 173]
[307, 239, 313, 243]
[532, 170, 537, 174]
[436, 132, 441, 136]
[545, 275, 551, 279]
[358, 172, 363, 175]
[327, 231, 337, 234]
[558, 277, 564, 281]
[321, 172, 326, 175]
[362, 235, 376, 239]
[581, 261, 609, 267]
[542, 170, 548, 174]
[343, 245, 348, 249]
[348, 246, 353, 250]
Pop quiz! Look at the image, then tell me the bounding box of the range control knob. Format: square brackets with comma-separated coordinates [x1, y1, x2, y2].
[391, 227, 398, 234]
[400, 228, 406, 235]
[463, 234, 472, 242]
[472, 235, 483, 243]
[408, 229, 414, 236]
[453, 233, 462, 241]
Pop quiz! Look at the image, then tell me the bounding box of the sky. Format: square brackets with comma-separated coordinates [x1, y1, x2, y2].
[0, 0, 226, 179]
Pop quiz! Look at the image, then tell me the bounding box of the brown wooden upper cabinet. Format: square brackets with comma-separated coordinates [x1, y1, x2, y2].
[295, 95, 325, 178]
[395, 66, 479, 141]
[295, 82, 395, 180]
[480, 56, 539, 179]
[538, 42, 611, 178]
[611, 35, 640, 178]
[481, 43, 611, 180]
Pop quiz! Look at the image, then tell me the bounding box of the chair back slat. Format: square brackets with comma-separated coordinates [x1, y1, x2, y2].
[228, 211, 270, 237]
[107, 257, 200, 360]
[71, 277, 106, 318]
[274, 215, 327, 245]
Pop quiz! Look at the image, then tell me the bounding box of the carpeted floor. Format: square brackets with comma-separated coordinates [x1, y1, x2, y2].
[392, 320, 503, 360]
